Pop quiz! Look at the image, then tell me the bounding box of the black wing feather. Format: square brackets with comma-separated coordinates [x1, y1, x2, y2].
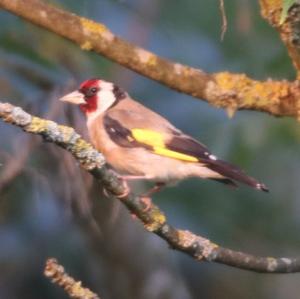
[104, 115, 152, 149]
[166, 134, 211, 160]
[167, 134, 268, 192]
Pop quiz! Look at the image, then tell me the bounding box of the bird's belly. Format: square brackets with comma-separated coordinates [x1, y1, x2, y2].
[104, 147, 207, 182]
[88, 121, 220, 182]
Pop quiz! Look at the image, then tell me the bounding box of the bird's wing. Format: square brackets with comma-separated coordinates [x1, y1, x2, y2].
[104, 109, 211, 163]
[104, 109, 268, 191]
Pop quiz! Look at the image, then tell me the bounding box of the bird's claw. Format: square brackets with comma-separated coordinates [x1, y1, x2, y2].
[116, 185, 131, 199]
[129, 196, 152, 220]
[102, 177, 131, 199]
[115, 177, 131, 199]
[139, 196, 152, 212]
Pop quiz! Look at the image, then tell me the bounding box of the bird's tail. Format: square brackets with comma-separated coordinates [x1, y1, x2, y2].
[207, 159, 269, 192]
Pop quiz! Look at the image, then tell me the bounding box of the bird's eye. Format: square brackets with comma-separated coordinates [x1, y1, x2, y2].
[83, 87, 98, 98]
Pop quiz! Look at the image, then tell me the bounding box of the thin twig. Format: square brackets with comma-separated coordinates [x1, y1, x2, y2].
[44, 258, 101, 299]
[219, 0, 227, 40]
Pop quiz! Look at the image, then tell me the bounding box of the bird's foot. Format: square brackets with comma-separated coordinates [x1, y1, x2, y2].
[115, 178, 131, 199]
[139, 196, 153, 212]
[129, 196, 152, 220]
[130, 214, 136, 221]
[103, 176, 131, 199]
[141, 182, 166, 198]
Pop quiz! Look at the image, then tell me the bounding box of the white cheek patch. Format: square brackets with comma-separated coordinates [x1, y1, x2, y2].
[98, 81, 116, 114]
[86, 81, 116, 125]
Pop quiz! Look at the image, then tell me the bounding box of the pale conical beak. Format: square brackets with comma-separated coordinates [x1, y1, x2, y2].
[59, 90, 86, 105]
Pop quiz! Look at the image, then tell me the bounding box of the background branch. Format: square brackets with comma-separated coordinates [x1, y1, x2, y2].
[260, 0, 300, 76]
[1, 101, 300, 273]
[44, 258, 101, 299]
[0, 0, 300, 119]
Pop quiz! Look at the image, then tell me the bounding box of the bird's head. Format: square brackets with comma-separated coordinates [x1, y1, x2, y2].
[59, 78, 127, 115]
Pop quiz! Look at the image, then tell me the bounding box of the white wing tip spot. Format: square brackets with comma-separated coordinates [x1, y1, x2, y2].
[255, 182, 269, 192]
[209, 154, 217, 161]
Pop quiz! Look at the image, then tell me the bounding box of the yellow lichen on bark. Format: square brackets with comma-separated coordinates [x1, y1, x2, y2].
[80, 18, 108, 35]
[26, 117, 105, 169]
[213, 72, 292, 116]
[147, 55, 157, 66]
[135, 48, 157, 66]
[80, 41, 93, 51]
[80, 17, 114, 42]
[143, 207, 166, 232]
[26, 117, 49, 133]
[260, 0, 282, 23]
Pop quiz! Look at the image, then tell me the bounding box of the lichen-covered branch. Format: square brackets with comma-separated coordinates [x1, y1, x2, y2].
[260, 0, 300, 77]
[1, 101, 300, 273]
[44, 258, 101, 299]
[1, 0, 300, 119]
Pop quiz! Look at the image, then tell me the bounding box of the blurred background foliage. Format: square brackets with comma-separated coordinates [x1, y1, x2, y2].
[0, 0, 300, 298]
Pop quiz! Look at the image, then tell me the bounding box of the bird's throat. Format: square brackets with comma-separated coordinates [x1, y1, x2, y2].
[79, 96, 98, 114]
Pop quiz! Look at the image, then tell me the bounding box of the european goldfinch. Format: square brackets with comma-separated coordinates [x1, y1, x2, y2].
[60, 78, 268, 195]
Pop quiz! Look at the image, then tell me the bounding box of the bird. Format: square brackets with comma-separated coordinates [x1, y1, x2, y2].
[59, 78, 268, 197]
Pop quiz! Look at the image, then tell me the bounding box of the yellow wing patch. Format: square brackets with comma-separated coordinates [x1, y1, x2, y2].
[152, 147, 198, 162]
[131, 128, 198, 162]
[131, 129, 164, 147]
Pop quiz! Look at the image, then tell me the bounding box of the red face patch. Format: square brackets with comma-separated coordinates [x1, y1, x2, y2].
[79, 79, 100, 113]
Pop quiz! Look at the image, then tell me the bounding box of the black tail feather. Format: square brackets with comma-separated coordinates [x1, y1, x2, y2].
[210, 178, 238, 188]
[207, 159, 269, 192]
